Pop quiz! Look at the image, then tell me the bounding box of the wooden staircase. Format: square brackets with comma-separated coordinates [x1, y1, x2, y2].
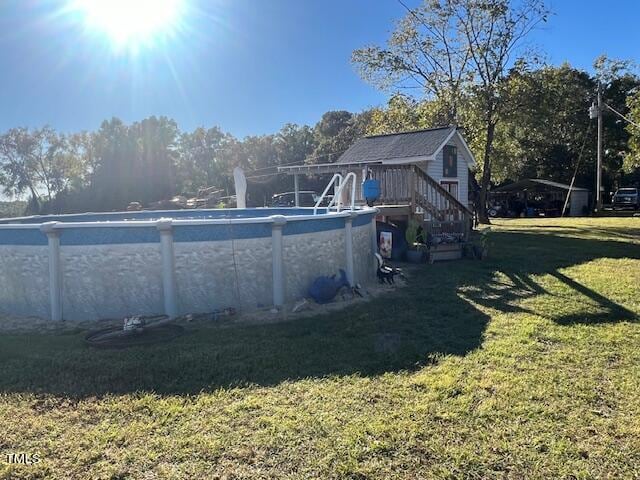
[366, 164, 473, 237]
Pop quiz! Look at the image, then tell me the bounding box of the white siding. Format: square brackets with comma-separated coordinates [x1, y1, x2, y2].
[425, 133, 471, 208]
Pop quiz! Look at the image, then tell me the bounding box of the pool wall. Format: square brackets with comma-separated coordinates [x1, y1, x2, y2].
[0, 208, 377, 321]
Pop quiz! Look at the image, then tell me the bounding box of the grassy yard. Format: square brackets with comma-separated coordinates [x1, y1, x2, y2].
[1, 218, 639, 479]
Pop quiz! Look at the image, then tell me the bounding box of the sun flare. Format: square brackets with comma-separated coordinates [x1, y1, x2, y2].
[72, 0, 183, 48]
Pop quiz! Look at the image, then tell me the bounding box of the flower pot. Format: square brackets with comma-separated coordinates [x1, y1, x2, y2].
[406, 249, 424, 263]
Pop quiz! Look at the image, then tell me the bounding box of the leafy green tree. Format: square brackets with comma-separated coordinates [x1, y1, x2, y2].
[274, 124, 316, 167]
[366, 94, 455, 135]
[0, 127, 85, 212]
[353, 0, 550, 222]
[88, 116, 179, 209]
[590, 55, 640, 191]
[0, 127, 42, 204]
[90, 118, 136, 209]
[625, 89, 640, 175]
[310, 111, 372, 164]
[132, 116, 179, 203]
[491, 65, 595, 184]
[176, 127, 228, 194]
[311, 111, 353, 163]
[353, 0, 471, 121]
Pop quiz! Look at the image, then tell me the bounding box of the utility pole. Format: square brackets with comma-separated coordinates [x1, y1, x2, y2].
[596, 81, 603, 211]
[589, 82, 603, 212]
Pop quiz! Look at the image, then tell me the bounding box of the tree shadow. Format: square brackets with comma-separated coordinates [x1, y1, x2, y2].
[0, 228, 637, 397]
[461, 231, 639, 326]
[548, 271, 636, 325]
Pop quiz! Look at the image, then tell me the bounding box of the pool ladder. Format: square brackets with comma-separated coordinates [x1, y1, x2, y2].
[313, 172, 357, 215]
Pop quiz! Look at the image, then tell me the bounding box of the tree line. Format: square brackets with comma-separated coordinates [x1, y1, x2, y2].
[0, 113, 371, 214]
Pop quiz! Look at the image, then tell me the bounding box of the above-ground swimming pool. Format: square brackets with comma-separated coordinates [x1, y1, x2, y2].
[0, 207, 377, 321]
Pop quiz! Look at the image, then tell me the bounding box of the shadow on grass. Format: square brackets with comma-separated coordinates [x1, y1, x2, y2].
[0, 229, 637, 397]
[461, 231, 638, 326]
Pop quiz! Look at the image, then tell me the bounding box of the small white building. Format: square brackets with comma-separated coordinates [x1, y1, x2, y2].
[278, 126, 476, 237]
[334, 126, 476, 209]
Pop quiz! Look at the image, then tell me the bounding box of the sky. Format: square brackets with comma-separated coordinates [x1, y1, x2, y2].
[0, 0, 638, 139]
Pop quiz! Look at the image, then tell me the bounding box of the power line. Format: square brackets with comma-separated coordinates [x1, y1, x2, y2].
[604, 103, 640, 128]
[561, 119, 593, 217]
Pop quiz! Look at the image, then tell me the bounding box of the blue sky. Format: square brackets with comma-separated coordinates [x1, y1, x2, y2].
[0, 0, 638, 138]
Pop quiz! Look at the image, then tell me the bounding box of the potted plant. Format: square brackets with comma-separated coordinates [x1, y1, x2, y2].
[405, 218, 426, 263]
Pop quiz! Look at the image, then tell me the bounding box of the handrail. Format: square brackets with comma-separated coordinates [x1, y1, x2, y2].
[327, 172, 357, 213]
[313, 173, 342, 215]
[412, 166, 472, 215]
[366, 163, 471, 224]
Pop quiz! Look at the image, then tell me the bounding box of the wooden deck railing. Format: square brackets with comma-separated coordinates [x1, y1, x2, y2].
[368, 164, 412, 204]
[367, 164, 472, 225]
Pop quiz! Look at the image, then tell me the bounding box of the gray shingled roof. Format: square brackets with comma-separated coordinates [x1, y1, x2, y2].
[337, 126, 455, 164]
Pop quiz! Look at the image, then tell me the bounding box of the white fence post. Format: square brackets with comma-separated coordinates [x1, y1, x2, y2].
[157, 219, 178, 317]
[41, 222, 62, 321]
[271, 215, 287, 309]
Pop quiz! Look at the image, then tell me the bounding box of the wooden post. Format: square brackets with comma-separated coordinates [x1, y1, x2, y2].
[410, 165, 416, 213]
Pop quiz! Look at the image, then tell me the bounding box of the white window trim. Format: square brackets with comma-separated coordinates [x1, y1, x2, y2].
[440, 180, 460, 200]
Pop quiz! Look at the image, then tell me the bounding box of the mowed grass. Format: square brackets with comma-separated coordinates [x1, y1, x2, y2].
[1, 218, 639, 479]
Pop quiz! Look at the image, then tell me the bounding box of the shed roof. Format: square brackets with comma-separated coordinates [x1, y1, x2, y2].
[337, 126, 456, 164]
[493, 179, 589, 193]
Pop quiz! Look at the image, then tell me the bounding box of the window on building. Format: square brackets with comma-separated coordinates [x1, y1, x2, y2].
[443, 145, 457, 177]
[441, 181, 458, 200]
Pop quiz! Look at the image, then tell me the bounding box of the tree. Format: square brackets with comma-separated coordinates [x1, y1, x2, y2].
[132, 116, 179, 203]
[366, 94, 454, 135]
[625, 89, 640, 175]
[31, 128, 85, 201]
[311, 111, 353, 163]
[176, 126, 228, 194]
[0, 128, 42, 204]
[353, 0, 550, 223]
[491, 64, 595, 184]
[90, 118, 136, 210]
[274, 124, 316, 167]
[353, 0, 471, 121]
[593, 56, 640, 187]
[600, 73, 640, 190]
[87, 116, 180, 210]
[0, 127, 84, 212]
[67, 131, 99, 191]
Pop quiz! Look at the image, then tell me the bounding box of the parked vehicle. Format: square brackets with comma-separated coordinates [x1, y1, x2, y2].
[148, 196, 187, 210]
[613, 188, 640, 210]
[271, 191, 318, 207]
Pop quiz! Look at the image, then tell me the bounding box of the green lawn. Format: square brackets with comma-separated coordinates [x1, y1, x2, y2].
[1, 218, 639, 479]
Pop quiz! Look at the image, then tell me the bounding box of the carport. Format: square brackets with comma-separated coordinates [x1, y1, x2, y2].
[490, 179, 590, 217]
